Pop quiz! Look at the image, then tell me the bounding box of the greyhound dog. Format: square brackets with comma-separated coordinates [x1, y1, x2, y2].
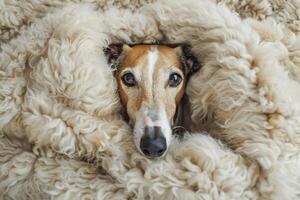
[105, 44, 200, 158]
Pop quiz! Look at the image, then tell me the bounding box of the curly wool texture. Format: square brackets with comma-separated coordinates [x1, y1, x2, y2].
[1, 0, 300, 199]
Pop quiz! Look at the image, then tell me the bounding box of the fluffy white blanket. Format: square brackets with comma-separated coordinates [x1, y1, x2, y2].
[1, 0, 300, 199]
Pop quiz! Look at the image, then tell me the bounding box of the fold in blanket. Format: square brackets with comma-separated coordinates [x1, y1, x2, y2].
[1, 0, 300, 199]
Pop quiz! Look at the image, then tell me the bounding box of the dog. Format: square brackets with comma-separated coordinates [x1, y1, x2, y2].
[104, 44, 200, 158]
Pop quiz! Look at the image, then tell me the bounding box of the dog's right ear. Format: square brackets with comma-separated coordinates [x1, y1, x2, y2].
[104, 44, 130, 70]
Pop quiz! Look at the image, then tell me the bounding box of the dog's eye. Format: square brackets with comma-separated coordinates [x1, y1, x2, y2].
[122, 72, 136, 87]
[168, 73, 182, 87]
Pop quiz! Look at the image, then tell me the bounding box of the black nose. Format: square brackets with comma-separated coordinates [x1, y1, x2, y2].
[140, 126, 167, 157]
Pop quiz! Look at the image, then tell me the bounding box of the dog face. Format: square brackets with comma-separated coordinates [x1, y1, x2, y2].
[105, 44, 199, 158]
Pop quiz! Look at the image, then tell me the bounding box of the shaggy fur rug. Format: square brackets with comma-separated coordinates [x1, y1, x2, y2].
[1, 0, 300, 199]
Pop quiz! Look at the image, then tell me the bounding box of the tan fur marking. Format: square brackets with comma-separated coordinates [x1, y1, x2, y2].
[116, 45, 186, 123]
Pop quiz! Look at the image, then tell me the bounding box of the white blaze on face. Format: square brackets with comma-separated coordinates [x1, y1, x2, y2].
[147, 47, 158, 91]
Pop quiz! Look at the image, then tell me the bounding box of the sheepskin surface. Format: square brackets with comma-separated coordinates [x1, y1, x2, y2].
[1, 0, 300, 199]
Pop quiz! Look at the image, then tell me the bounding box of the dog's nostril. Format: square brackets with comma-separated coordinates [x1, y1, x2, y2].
[141, 148, 151, 156]
[157, 148, 165, 155]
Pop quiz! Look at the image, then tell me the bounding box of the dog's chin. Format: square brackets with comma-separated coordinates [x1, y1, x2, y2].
[144, 154, 166, 159]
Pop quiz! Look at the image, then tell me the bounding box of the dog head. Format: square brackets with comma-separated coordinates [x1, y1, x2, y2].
[104, 44, 199, 158]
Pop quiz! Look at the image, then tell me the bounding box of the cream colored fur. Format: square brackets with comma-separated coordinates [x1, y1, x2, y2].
[1, 0, 300, 199]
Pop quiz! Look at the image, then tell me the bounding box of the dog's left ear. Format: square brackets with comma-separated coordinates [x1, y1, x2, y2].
[177, 44, 201, 77]
[104, 44, 131, 70]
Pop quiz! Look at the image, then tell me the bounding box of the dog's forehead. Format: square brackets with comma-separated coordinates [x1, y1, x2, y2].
[121, 45, 181, 69]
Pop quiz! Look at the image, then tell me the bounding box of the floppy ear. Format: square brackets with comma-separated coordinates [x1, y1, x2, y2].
[104, 44, 128, 70]
[180, 44, 201, 77]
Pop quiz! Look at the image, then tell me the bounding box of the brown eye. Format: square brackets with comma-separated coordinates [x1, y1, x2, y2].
[122, 72, 136, 87]
[169, 73, 182, 87]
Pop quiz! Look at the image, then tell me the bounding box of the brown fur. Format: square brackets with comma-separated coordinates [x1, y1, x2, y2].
[115, 45, 185, 124]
